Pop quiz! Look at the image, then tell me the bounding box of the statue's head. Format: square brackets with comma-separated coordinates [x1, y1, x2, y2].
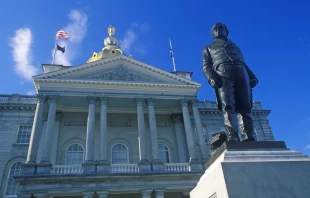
[211, 22, 229, 39]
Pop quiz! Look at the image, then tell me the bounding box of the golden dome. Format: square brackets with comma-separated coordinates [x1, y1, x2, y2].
[87, 25, 124, 63]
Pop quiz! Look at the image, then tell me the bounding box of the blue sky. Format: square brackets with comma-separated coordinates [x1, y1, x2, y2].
[1, 0, 310, 155]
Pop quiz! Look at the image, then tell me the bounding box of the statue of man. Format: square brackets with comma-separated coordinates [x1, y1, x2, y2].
[202, 22, 258, 141]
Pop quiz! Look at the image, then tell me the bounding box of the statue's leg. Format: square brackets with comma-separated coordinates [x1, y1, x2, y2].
[217, 75, 240, 142]
[235, 65, 256, 141]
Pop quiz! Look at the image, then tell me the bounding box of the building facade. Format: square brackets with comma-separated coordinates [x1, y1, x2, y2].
[0, 27, 275, 198]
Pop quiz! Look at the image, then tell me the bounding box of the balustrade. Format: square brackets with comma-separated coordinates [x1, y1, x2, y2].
[110, 164, 139, 173]
[164, 163, 190, 172]
[51, 165, 83, 174]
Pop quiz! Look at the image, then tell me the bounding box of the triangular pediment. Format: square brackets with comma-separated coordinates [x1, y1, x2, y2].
[33, 55, 201, 96]
[34, 55, 200, 86]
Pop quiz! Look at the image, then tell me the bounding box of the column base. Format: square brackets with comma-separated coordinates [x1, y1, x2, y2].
[189, 158, 203, 172]
[22, 162, 37, 175]
[97, 191, 109, 198]
[97, 160, 110, 173]
[152, 160, 165, 172]
[82, 161, 96, 174]
[37, 162, 52, 175]
[18, 193, 33, 198]
[138, 160, 151, 172]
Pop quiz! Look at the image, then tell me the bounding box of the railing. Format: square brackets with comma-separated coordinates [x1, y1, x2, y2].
[0, 94, 36, 103]
[50, 163, 191, 175]
[50, 165, 83, 174]
[0, 96, 9, 101]
[164, 163, 190, 172]
[110, 164, 139, 173]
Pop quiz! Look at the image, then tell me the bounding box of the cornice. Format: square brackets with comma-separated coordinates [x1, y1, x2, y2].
[15, 172, 203, 186]
[34, 79, 200, 89]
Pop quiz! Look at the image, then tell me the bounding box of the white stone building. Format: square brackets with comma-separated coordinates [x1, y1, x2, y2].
[0, 26, 275, 198]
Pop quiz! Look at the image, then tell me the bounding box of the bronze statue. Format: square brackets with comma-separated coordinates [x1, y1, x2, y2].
[202, 22, 258, 141]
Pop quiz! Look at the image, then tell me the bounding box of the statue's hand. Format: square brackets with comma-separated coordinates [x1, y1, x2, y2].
[209, 77, 223, 89]
[250, 79, 258, 88]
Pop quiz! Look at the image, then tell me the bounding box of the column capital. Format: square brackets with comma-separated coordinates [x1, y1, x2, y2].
[172, 114, 183, 123]
[135, 97, 144, 106]
[48, 95, 58, 103]
[99, 96, 109, 105]
[154, 188, 166, 196]
[36, 94, 46, 103]
[145, 97, 155, 106]
[140, 189, 153, 196]
[190, 99, 199, 107]
[179, 99, 189, 107]
[87, 96, 96, 104]
[97, 191, 109, 198]
[82, 192, 94, 198]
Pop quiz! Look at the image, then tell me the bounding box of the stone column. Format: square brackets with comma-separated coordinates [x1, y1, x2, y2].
[82, 192, 94, 198]
[97, 191, 109, 198]
[135, 98, 151, 172]
[23, 94, 45, 175]
[97, 97, 110, 173]
[51, 113, 62, 165]
[140, 189, 153, 198]
[179, 99, 202, 171]
[37, 95, 58, 174]
[146, 98, 164, 172]
[191, 99, 208, 161]
[172, 115, 186, 163]
[83, 96, 96, 174]
[155, 189, 166, 198]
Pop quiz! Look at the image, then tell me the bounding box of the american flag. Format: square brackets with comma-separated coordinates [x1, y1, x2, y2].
[55, 30, 69, 40]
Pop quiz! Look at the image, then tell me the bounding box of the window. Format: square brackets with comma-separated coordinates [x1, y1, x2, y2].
[5, 162, 22, 196]
[16, 125, 32, 144]
[111, 144, 128, 164]
[158, 143, 170, 163]
[65, 144, 84, 165]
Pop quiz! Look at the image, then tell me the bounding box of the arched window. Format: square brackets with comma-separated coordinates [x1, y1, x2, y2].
[158, 143, 170, 163]
[5, 162, 22, 196]
[65, 144, 84, 165]
[111, 144, 128, 164]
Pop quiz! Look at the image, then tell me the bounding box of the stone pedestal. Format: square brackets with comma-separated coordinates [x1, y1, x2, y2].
[36, 162, 52, 174]
[97, 160, 110, 173]
[190, 141, 310, 198]
[22, 162, 36, 175]
[189, 159, 203, 172]
[138, 160, 151, 173]
[152, 160, 165, 172]
[82, 161, 96, 174]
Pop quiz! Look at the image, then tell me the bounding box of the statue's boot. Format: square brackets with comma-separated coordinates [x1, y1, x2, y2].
[237, 111, 256, 141]
[223, 107, 240, 142]
[226, 127, 240, 141]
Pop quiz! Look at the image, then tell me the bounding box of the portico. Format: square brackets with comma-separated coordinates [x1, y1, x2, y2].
[18, 26, 205, 198]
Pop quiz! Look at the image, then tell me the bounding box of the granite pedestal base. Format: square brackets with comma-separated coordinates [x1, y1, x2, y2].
[190, 141, 310, 198]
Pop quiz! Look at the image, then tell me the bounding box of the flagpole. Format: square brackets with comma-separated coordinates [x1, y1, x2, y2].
[169, 38, 176, 72]
[52, 39, 57, 65]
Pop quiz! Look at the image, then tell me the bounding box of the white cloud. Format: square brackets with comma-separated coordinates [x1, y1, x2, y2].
[9, 28, 38, 81]
[120, 29, 136, 54]
[305, 144, 310, 150]
[26, 90, 36, 95]
[53, 10, 88, 65]
[120, 23, 149, 56]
